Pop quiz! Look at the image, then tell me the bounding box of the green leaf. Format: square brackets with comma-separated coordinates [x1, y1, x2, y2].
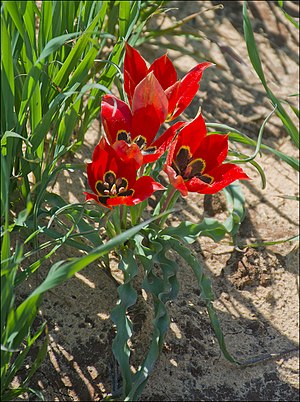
[29, 213, 169, 298]
[277, 1, 300, 29]
[243, 1, 299, 147]
[110, 249, 138, 396]
[36, 32, 81, 64]
[1, 14, 16, 132]
[50, 10, 103, 93]
[118, 1, 131, 38]
[161, 183, 245, 245]
[167, 237, 239, 365]
[5, 214, 164, 353]
[222, 183, 246, 240]
[228, 106, 277, 164]
[161, 218, 229, 244]
[123, 231, 179, 400]
[2, 323, 46, 394]
[238, 234, 299, 249]
[1, 131, 32, 148]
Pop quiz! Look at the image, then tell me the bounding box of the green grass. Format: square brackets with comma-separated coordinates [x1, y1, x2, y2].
[1, 1, 166, 399]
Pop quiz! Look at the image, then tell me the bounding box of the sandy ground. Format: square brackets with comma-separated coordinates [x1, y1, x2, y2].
[17, 1, 299, 401]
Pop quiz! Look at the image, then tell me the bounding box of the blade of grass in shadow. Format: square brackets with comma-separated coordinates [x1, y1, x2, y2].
[5, 211, 171, 351]
[277, 0, 299, 29]
[243, 1, 299, 148]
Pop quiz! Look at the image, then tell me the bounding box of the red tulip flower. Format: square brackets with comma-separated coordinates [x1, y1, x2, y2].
[101, 73, 186, 164]
[124, 42, 213, 121]
[84, 138, 165, 208]
[163, 113, 250, 196]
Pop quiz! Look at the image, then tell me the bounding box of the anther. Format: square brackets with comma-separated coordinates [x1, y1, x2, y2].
[110, 184, 117, 195]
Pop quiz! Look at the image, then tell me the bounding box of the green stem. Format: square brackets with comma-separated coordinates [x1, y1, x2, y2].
[120, 205, 127, 231]
[111, 207, 121, 235]
[138, 164, 145, 178]
[158, 186, 179, 228]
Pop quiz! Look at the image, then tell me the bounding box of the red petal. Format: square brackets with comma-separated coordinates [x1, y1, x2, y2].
[194, 134, 229, 173]
[91, 137, 108, 161]
[112, 140, 143, 169]
[165, 132, 180, 168]
[124, 42, 149, 106]
[142, 151, 163, 165]
[149, 54, 177, 90]
[131, 176, 165, 204]
[153, 121, 186, 149]
[170, 62, 213, 121]
[131, 72, 168, 145]
[186, 164, 250, 194]
[163, 165, 188, 196]
[83, 192, 111, 209]
[87, 138, 110, 192]
[84, 191, 99, 202]
[176, 112, 207, 155]
[112, 158, 137, 190]
[84, 191, 112, 209]
[106, 195, 135, 207]
[142, 121, 187, 164]
[165, 81, 181, 120]
[101, 95, 132, 144]
[86, 162, 97, 193]
[86, 138, 138, 195]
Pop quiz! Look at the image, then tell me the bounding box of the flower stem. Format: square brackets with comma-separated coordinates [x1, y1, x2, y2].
[120, 205, 127, 231]
[111, 207, 121, 235]
[158, 185, 179, 227]
[138, 164, 145, 178]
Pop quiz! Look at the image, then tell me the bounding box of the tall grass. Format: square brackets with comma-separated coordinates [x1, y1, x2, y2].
[1, 1, 166, 399]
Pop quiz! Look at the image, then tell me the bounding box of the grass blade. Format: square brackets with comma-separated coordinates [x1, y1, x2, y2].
[243, 1, 299, 148]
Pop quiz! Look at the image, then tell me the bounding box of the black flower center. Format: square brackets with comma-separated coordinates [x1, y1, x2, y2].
[96, 171, 133, 205]
[172, 146, 214, 184]
[116, 130, 156, 154]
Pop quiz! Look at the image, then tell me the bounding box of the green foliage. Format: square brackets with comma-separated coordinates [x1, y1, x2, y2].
[0, 0, 146, 220]
[1, 200, 166, 400]
[162, 183, 246, 245]
[243, 1, 299, 149]
[1, 1, 167, 399]
[277, 0, 299, 30]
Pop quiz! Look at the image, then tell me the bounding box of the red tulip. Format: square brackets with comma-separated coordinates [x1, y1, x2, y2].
[124, 42, 213, 121]
[101, 73, 186, 164]
[84, 138, 165, 208]
[163, 113, 250, 195]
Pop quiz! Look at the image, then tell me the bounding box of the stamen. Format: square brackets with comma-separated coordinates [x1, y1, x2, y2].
[110, 184, 117, 195]
[96, 172, 132, 199]
[116, 177, 124, 187]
